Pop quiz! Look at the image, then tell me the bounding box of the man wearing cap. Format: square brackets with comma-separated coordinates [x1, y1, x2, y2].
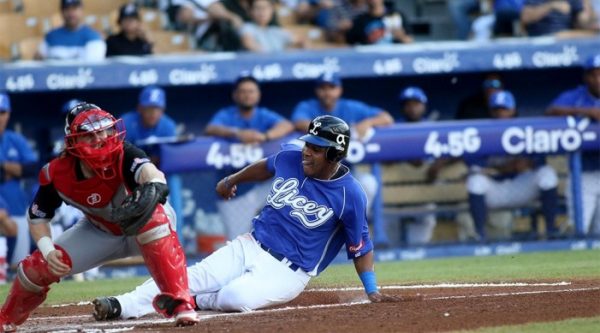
[120, 87, 186, 239]
[205, 74, 294, 240]
[292, 72, 393, 246]
[106, 3, 153, 57]
[0, 92, 39, 268]
[391, 87, 438, 245]
[37, 0, 106, 61]
[546, 54, 600, 236]
[465, 90, 560, 241]
[455, 73, 504, 120]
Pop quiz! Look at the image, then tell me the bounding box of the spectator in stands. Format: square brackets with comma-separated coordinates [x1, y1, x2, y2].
[546, 54, 600, 236]
[106, 3, 153, 57]
[455, 74, 504, 120]
[204, 73, 294, 239]
[37, 0, 106, 61]
[394, 87, 437, 245]
[447, 0, 481, 40]
[120, 86, 185, 239]
[0, 195, 18, 285]
[310, 0, 367, 43]
[471, 0, 524, 40]
[240, 0, 306, 52]
[520, 0, 588, 37]
[167, 0, 244, 51]
[466, 90, 560, 241]
[345, 0, 413, 45]
[0, 92, 39, 267]
[291, 72, 393, 246]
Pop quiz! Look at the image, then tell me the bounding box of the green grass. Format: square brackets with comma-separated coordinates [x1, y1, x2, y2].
[453, 316, 600, 333]
[0, 249, 598, 304]
[312, 249, 600, 287]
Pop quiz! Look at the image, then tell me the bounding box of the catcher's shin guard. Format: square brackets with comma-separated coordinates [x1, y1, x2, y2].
[0, 247, 72, 326]
[136, 205, 196, 321]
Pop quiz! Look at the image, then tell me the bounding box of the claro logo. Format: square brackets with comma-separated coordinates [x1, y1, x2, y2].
[502, 117, 597, 154]
[46, 68, 94, 90]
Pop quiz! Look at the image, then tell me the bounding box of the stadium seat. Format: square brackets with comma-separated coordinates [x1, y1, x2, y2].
[85, 0, 130, 16]
[16, 36, 42, 60]
[0, 13, 42, 60]
[285, 25, 342, 49]
[0, 0, 14, 14]
[151, 31, 193, 54]
[21, 0, 58, 18]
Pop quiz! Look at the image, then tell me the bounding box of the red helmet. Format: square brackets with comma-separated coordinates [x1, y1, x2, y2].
[64, 102, 126, 179]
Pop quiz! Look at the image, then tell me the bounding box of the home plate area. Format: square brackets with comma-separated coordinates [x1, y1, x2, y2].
[21, 280, 600, 333]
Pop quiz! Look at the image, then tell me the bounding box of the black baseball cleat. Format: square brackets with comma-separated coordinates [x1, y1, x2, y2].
[92, 297, 122, 321]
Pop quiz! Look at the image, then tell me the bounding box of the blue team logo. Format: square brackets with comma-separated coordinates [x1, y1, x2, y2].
[266, 178, 334, 229]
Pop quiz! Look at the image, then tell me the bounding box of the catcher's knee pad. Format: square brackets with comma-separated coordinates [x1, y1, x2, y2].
[20, 246, 72, 288]
[136, 205, 172, 245]
[0, 246, 72, 325]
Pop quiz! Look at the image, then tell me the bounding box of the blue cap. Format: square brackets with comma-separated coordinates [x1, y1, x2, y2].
[139, 86, 166, 109]
[583, 54, 600, 71]
[0, 92, 11, 112]
[315, 72, 342, 87]
[489, 90, 516, 109]
[399, 86, 428, 104]
[62, 99, 82, 114]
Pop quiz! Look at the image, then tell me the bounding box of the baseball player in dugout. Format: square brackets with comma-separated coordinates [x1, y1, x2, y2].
[0, 102, 199, 332]
[91, 115, 402, 321]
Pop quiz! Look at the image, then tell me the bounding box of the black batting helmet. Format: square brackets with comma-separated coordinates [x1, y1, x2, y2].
[299, 115, 350, 162]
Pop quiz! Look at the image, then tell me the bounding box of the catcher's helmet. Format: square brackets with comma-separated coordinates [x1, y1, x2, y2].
[64, 102, 126, 179]
[299, 115, 350, 162]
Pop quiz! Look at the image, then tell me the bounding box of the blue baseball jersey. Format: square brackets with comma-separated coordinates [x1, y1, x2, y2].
[209, 106, 288, 196]
[121, 111, 177, 143]
[252, 150, 373, 276]
[208, 106, 287, 132]
[0, 130, 38, 215]
[550, 85, 600, 171]
[292, 98, 382, 125]
[42, 26, 104, 60]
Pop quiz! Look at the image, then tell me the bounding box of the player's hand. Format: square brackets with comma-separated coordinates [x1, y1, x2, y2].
[46, 250, 71, 277]
[354, 121, 373, 141]
[237, 130, 267, 144]
[368, 291, 403, 303]
[216, 177, 237, 200]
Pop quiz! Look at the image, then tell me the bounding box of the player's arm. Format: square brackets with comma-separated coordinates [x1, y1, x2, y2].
[546, 105, 600, 120]
[216, 158, 273, 199]
[28, 179, 70, 277]
[0, 209, 17, 236]
[353, 252, 400, 302]
[355, 110, 394, 139]
[265, 119, 294, 141]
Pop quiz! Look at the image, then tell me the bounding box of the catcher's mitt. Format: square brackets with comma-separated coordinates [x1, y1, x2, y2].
[112, 182, 169, 236]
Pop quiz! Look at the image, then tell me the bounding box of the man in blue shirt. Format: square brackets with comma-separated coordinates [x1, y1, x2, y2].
[0, 194, 17, 284]
[466, 90, 560, 241]
[121, 86, 184, 239]
[37, 0, 106, 61]
[292, 72, 393, 246]
[0, 92, 39, 266]
[521, 0, 586, 37]
[205, 74, 294, 239]
[546, 54, 600, 235]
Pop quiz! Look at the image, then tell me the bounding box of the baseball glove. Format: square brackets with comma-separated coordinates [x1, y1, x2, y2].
[112, 182, 169, 236]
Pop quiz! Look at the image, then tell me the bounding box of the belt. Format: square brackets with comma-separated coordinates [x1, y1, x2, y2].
[255, 238, 300, 272]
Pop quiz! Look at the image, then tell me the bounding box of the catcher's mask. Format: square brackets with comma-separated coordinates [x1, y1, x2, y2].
[64, 102, 126, 180]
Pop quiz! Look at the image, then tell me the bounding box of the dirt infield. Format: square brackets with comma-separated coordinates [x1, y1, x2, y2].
[20, 279, 600, 332]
